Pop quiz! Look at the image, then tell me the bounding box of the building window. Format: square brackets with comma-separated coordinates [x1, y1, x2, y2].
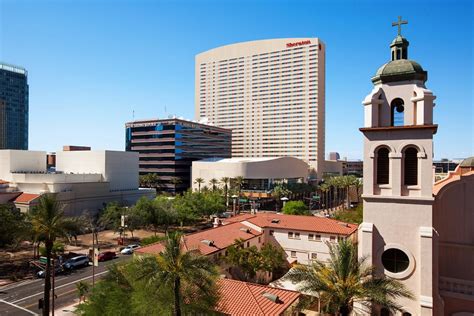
[376, 147, 390, 185]
[391, 98, 405, 126]
[269, 230, 274, 236]
[247, 242, 250, 248]
[381, 248, 410, 273]
[330, 236, 336, 242]
[288, 232, 293, 239]
[308, 234, 314, 240]
[291, 251, 297, 258]
[380, 308, 390, 316]
[258, 237, 261, 243]
[315, 234, 321, 241]
[294, 232, 300, 239]
[311, 253, 317, 260]
[404, 147, 418, 186]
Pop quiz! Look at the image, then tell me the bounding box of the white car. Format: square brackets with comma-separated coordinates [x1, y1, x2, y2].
[63, 255, 90, 270]
[120, 244, 140, 255]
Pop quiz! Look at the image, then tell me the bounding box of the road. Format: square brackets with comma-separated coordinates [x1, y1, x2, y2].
[0, 255, 130, 315]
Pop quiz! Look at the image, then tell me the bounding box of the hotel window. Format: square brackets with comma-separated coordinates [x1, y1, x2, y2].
[315, 234, 321, 241]
[291, 251, 297, 258]
[258, 237, 261, 243]
[330, 236, 336, 242]
[294, 232, 300, 239]
[308, 234, 314, 240]
[288, 232, 294, 239]
[311, 253, 317, 260]
[247, 242, 250, 248]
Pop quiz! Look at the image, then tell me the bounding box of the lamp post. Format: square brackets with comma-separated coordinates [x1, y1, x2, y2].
[280, 197, 289, 210]
[232, 195, 238, 216]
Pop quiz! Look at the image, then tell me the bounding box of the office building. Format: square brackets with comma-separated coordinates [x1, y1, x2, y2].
[0, 149, 154, 215]
[195, 38, 326, 174]
[0, 63, 29, 150]
[125, 117, 231, 193]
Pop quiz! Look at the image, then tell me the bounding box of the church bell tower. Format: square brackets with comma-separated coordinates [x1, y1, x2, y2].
[358, 17, 442, 315]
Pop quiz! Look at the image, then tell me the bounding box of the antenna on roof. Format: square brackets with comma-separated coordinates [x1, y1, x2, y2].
[132, 109, 135, 120]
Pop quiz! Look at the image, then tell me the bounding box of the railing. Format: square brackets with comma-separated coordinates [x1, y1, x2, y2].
[439, 276, 474, 300]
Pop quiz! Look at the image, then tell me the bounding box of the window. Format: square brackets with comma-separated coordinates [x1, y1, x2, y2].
[404, 147, 418, 186]
[315, 234, 321, 241]
[330, 236, 336, 242]
[288, 232, 293, 239]
[269, 230, 274, 236]
[291, 251, 297, 258]
[380, 308, 390, 316]
[246, 242, 250, 248]
[381, 248, 410, 273]
[391, 98, 405, 126]
[311, 253, 317, 260]
[308, 234, 314, 240]
[258, 237, 261, 243]
[376, 147, 390, 185]
[294, 232, 300, 239]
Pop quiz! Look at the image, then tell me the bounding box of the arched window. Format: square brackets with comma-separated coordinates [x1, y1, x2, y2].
[380, 308, 390, 316]
[404, 147, 418, 186]
[376, 147, 390, 185]
[391, 98, 405, 126]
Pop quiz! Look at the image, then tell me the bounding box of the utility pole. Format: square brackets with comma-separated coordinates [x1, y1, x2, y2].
[92, 228, 95, 286]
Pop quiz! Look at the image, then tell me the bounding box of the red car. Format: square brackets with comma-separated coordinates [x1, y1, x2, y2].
[98, 251, 116, 262]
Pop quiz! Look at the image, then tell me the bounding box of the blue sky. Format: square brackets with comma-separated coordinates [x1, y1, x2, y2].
[0, 0, 472, 159]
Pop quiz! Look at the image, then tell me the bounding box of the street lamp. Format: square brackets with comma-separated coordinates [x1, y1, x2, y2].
[280, 197, 289, 209]
[232, 195, 238, 216]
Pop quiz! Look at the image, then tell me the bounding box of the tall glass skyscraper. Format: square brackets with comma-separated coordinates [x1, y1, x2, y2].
[0, 63, 29, 150]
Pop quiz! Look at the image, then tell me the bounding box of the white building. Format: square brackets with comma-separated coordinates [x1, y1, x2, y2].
[195, 38, 326, 175]
[191, 157, 309, 191]
[0, 149, 155, 215]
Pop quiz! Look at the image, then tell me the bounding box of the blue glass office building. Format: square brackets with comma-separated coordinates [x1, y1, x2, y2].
[0, 63, 29, 150]
[125, 118, 231, 193]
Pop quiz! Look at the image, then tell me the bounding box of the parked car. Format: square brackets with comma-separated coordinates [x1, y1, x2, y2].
[98, 251, 116, 262]
[63, 255, 90, 270]
[120, 244, 140, 255]
[37, 265, 63, 278]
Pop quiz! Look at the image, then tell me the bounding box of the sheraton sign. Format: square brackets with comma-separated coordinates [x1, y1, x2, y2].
[286, 40, 311, 48]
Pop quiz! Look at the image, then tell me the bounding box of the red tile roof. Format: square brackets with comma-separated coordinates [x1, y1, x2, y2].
[226, 212, 358, 236]
[13, 193, 41, 204]
[215, 278, 300, 316]
[136, 222, 262, 256]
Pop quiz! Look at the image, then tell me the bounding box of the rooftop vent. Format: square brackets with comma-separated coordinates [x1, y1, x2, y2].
[262, 292, 280, 303]
[201, 239, 215, 247]
[240, 228, 251, 233]
[338, 222, 350, 227]
[271, 219, 280, 224]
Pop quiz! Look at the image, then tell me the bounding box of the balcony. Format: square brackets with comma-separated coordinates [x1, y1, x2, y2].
[439, 276, 474, 301]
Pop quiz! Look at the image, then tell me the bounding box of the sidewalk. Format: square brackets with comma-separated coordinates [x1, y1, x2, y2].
[55, 300, 79, 316]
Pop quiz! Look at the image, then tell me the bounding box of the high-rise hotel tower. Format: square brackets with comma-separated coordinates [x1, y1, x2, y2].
[195, 38, 325, 173]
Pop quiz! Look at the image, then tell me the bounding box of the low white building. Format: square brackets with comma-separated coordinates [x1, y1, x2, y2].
[191, 157, 309, 191]
[0, 149, 155, 215]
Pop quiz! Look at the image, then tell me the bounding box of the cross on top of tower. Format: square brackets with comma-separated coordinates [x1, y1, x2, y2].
[392, 16, 408, 36]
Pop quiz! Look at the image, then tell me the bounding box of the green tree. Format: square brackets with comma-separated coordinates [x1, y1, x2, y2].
[135, 196, 176, 235]
[209, 178, 218, 192]
[100, 202, 126, 232]
[220, 177, 230, 208]
[334, 204, 363, 224]
[169, 177, 182, 194]
[134, 232, 219, 316]
[139, 173, 161, 191]
[271, 184, 291, 212]
[0, 205, 30, 248]
[285, 240, 413, 315]
[282, 200, 311, 216]
[194, 177, 204, 193]
[29, 194, 71, 316]
[76, 280, 90, 303]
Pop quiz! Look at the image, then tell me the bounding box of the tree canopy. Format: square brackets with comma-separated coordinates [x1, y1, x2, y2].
[282, 200, 311, 216]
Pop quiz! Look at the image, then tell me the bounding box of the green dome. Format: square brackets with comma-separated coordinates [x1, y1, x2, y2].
[460, 157, 474, 168]
[372, 59, 428, 84]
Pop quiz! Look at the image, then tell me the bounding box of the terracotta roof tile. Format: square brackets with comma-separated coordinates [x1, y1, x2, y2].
[215, 279, 300, 316]
[13, 193, 41, 204]
[136, 222, 262, 256]
[227, 212, 358, 236]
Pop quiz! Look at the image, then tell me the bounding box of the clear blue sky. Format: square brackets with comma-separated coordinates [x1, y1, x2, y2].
[1, 0, 472, 159]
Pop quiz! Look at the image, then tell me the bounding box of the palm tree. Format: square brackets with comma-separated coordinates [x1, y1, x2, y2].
[271, 184, 290, 212]
[340, 175, 358, 209]
[319, 183, 330, 212]
[220, 177, 230, 207]
[30, 194, 71, 316]
[285, 240, 413, 315]
[209, 178, 218, 192]
[233, 176, 245, 212]
[194, 177, 204, 193]
[169, 177, 182, 194]
[135, 233, 219, 316]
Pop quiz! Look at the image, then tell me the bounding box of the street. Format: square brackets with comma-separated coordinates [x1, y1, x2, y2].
[0, 255, 130, 315]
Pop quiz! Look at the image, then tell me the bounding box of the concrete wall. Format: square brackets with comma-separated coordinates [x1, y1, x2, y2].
[0, 150, 46, 180]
